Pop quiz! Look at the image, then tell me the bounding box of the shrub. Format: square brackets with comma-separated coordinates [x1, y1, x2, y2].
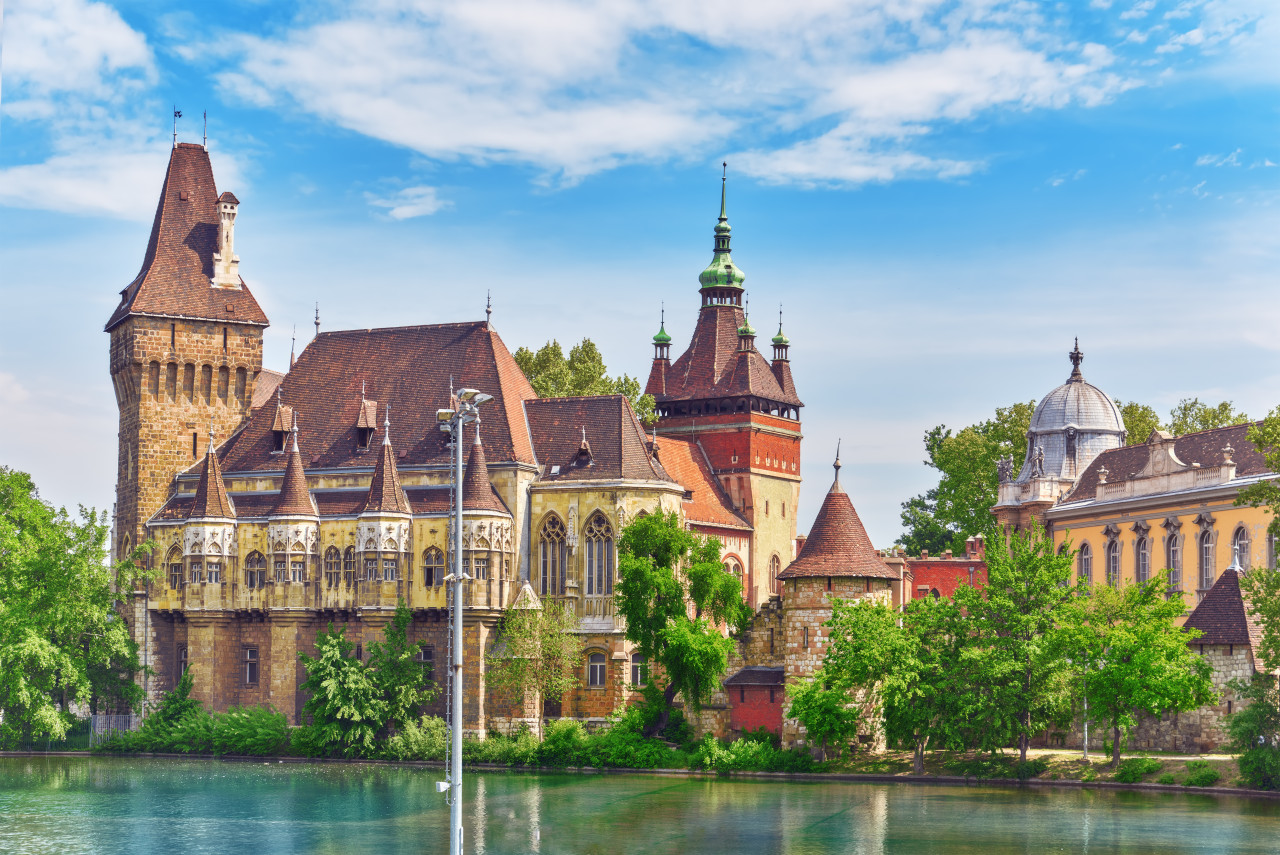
[1236, 747, 1280, 791]
[689, 734, 815, 774]
[1156, 773, 1177, 785]
[535, 719, 589, 767]
[1114, 757, 1163, 784]
[384, 716, 450, 762]
[212, 707, 289, 756]
[1012, 759, 1049, 781]
[739, 726, 781, 749]
[1183, 761, 1221, 788]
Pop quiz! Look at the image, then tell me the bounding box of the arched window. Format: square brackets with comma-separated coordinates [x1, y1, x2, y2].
[587, 652, 606, 687]
[244, 551, 266, 589]
[1167, 535, 1183, 592]
[1270, 532, 1278, 570]
[343, 547, 356, 585]
[167, 547, 183, 590]
[1233, 526, 1252, 571]
[724, 558, 743, 583]
[423, 547, 444, 587]
[1135, 537, 1150, 585]
[770, 554, 781, 592]
[1200, 530, 1215, 591]
[540, 515, 567, 596]
[584, 513, 614, 596]
[324, 547, 341, 587]
[1077, 543, 1092, 586]
[631, 653, 647, 687]
[1105, 541, 1120, 587]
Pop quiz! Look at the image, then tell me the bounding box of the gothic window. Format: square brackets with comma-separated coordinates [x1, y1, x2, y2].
[245, 551, 266, 589]
[244, 647, 259, 685]
[1199, 530, 1215, 592]
[539, 515, 567, 596]
[206, 561, 222, 584]
[1077, 543, 1092, 586]
[189, 560, 204, 585]
[1105, 541, 1120, 588]
[770, 554, 781, 589]
[201, 364, 213, 405]
[1167, 535, 1183, 592]
[324, 547, 341, 587]
[166, 363, 177, 401]
[177, 645, 188, 679]
[725, 558, 743, 585]
[424, 547, 444, 587]
[584, 513, 614, 597]
[1135, 537, 1150, 585]
[291, 558, 306, 583]
[168, 547, 183, 589]
[343, 547, 356, 585]
[417, 645, 434, 684]
[469, 555, 488, 581]
[587, 652, 606, 687]
[235, 367, 247, 404]
[383, 556, 399, 582]
[274, 558, 287, 583]
[183, 364, 194, 402]
[217, 366, 229, 405]
[1233, 526, 1252, 571]
[631, 653, 647, 687]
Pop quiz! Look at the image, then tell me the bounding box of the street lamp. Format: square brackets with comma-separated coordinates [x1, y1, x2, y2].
[436, 387, 491, 855]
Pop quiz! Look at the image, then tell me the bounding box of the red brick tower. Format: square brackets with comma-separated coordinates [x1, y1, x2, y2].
[645, 173, 803, 605]
[107, 143, 269, 561]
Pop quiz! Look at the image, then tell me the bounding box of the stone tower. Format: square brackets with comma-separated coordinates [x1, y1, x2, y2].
[106, 142, 269, 561]
[645, 173, 803, 606]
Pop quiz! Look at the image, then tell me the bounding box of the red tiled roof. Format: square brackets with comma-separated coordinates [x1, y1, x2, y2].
[462, 433, 511, 515]
[361, 434, 412, 515]
[156, 486, 459, 522]
[1184, 567, 1264, 648]
[218, 323, 537, 473]
[525, 395, 674, 484]
[106, 144, 269, 331]
[250, 369, 285, 410]
[1064, 422, 1269, 503]
[652, 305, 801, 407]
[271, 433, 317, 517]
[777, 476, 895, 579]
[188, 445, 235, 520]
[657, 436, 750, 530]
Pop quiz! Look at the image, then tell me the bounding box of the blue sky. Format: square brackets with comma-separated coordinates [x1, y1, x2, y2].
[1, 0, 1278, 546]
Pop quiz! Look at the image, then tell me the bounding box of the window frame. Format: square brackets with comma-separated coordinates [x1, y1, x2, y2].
[1078, 542, 1092, 586]
[587, 651, 607, 688]
[424, 547, 445, 587]
[539, 515, 567, 596]
[631, 653, 647, 687]
[244, 647, 259, 685]
[584, 513, 614, 597]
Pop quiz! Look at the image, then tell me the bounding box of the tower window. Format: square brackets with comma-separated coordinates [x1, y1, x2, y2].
[192, 432, 198, 458]
[170, 323, 176, 349]
[244, 647, 259, 685]
[223, 327, 228, 352]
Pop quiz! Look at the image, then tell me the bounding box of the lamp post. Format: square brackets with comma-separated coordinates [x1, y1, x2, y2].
[436, 388, 492, 855]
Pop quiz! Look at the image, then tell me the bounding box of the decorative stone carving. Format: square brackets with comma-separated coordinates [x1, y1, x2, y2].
[1032, 445, 1046, 478]
[567, 506, 579, 550]
[183, 523, 237, 558]
[357, 519, 409, 554]
[269, 521, 318, 555]
[996, 455, 1014, 484]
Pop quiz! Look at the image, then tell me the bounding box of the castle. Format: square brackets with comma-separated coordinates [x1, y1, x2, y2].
[108, 143, 829, 732]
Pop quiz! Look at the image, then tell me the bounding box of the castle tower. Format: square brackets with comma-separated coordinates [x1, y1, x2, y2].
[645, 173, 803, 606]
[106, 143, 269, 561]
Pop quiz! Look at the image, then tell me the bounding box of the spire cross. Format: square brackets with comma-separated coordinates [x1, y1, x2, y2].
[1069, 337, 1084, 378]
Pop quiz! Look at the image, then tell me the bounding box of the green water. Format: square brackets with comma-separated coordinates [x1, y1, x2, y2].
[0, 757, 1276, 854]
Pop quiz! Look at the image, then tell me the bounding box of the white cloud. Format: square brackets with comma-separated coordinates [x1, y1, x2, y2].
[1121, 1, 1158, 21]
[365, 185, 451, 219]
[0, 373, 31, 407]
[1196, 148, 1243, 166]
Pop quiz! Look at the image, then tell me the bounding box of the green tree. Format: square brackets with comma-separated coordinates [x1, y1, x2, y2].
[485, 599, 584, 737]
[615, 512, 751, 735]
[1059, 579, 1216, 767]
[954, 523, 1075, 762]
[895, 490, 957, 557]
[0, 467, 151, 746]
[514, 338, 656, 424]
[1115, 400, 1163, 446]
[1226, 675, 1280, 790]
[1168, 398, 1249, 436]
[817, 596, 969, 773]
[1237, 407, 1280, 550]
[365, 602, 438, 734]
[898, 401, 1034, 555]
[786, 668, 862, 761]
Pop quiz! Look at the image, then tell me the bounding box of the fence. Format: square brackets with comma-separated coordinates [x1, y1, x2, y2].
[89, 714, 139, 747]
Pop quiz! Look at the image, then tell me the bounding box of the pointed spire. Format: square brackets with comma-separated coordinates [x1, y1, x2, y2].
[486, 290, 492, 328]
[772, 303, 790, 346]
[738, 296, 756, 338]
[272, 424, 316, 517]
[833, 440, 842, 489]
[383, 403, 392, 446]
[1228, 543, 1244, 575]
[1068, 337, 1084, 380]
[189, 429, 235, 520]
[290, 325, 296, 369]
[463, 421, 508, 513]
[653, 302, 672, 344]
[314, 302, 320, 338]
[719, 161, 727, 222]
[361, 408, 411, 515]
[699, 163, 746, 298]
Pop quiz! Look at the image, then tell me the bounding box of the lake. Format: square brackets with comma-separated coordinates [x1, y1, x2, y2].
[0, 757, 1276, 854]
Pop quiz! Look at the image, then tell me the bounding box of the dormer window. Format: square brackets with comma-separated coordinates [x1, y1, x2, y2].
[356, 395, 378, 451]
[270, 394, 294, 454]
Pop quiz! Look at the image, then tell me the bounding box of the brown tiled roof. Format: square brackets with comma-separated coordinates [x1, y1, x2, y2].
[361, 433, 412, 515]
[218, 323, 537, 473]
[723, 666, 785, 686]
[652, 305, 801, 407]
[106, 144, 269, 331]
[1184, 568, 1264, 648]
[155, 484, 462, 523]
[525, 395, 675, 484]
[771, 360, 797, 400]
[778, 476, 895, 579]
[657, 436, 750, 530]
[188, 444, 235, 520]
[1064, 422, 1269, 503]
[271, 432, 317, 517]
[356, 399, 378, 429]
[463, 433, 511, 514]
[250, 369, 285, 410]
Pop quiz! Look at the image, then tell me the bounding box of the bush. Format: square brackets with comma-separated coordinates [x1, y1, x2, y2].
[944, 755, 1044, 780]
[212, 707, 289, 756]
[1183, 761, 1221, 788]
[1236, 747, 1280, 791]
[1114, 757, 1163, 784]
[1156, 773, 1177, 785]
[689, 734, 815, 774]
[384, 716, 450, 762]
[739, 726, 781, 749]
[535, 719, 589, 767]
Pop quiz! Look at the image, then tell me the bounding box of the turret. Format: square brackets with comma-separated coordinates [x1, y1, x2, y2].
[698, 164, 746, 307]
[645, 306, 672, 397]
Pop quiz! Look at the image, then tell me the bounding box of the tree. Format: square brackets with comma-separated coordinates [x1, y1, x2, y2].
[514, 338, 657, 423]
[485, 599, 584, 736]
[816, 596, 969, 773]
[1237, 407, 1280, 552]
[897, 401, 1034, 555]
[786, 669, 862, 761]
[953, 523, 1075, 762]
[0, 467, 151, 746]
[615, 512, 752, 735]
[1059, 579, 1216, 767]
[1115, 400, 1162, 446]
[896, 490, 958, 557]
[365, 602, 439, 734]
[1168, 397, 1249, 436]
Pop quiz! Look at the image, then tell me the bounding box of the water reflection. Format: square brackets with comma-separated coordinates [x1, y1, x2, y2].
[1, 758, 1277, 854]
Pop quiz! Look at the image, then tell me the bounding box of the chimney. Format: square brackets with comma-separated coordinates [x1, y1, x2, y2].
[921, 549, 929, 559]
[971, 535, 986, 562]
[942, 549, 952, 559]
[795, 534, 807, 558]
[212, 191, 241, 288]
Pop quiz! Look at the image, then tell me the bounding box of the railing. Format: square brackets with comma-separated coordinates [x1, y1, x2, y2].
[90, 714, 139, 747]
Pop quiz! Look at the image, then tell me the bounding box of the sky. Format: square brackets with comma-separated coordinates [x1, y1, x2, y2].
[1, 0, 1278, 548]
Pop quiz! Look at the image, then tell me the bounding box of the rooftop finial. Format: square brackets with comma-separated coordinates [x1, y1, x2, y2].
[383, 404, 392, 446]
[486, 290, 492, 327]
[475, 416, 482, 446]
[581, 425, 588, 447]
[834, 440, 842, 484]
[173, 106, 182, 148]
[207, 421, 215, 455]
[290, 422, 299, 454]
[719, 161, 728, 222]
[314, 303, 320, 338]
[1229, 542, 1243, 575]
[202, 110, 208, 149]
[290, 325, 297, 369]
[1069, 337, 1083, 379]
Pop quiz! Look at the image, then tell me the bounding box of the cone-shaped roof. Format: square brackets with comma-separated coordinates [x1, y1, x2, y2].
[271, 427, 317, 517]
[778, 451, 894, 579]
[463, 427, 511, 514]
[360, 410, 411, 515]
[189, 433, 235, 520]
[1184, 546, 1264, 648]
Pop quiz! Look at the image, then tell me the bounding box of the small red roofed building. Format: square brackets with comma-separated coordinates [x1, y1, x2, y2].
[904, 536, 987, 600]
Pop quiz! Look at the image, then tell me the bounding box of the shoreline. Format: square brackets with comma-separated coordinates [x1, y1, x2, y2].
[5, 751, 1278, 802]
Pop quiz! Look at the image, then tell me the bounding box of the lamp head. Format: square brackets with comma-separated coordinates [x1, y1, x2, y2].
[456, 388, 481, 402]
